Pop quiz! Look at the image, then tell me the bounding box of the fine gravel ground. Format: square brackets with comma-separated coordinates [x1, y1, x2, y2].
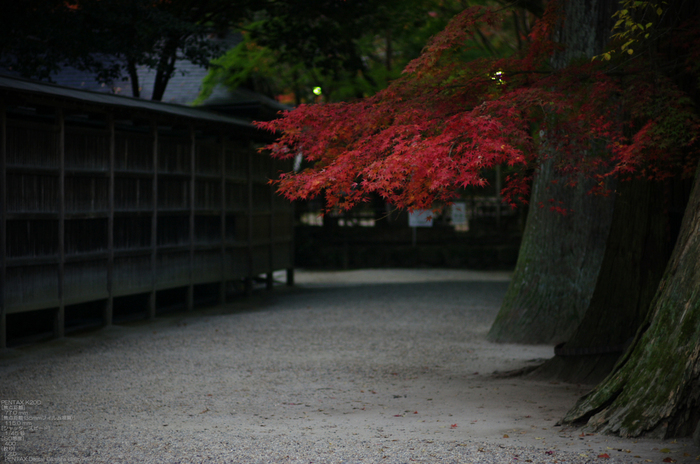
[1, 269, 699, 464]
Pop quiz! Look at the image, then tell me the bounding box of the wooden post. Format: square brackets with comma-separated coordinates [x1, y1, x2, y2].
[285, 154, 294, 287]
[496, 164, 502, 229]
[0, 102, 6, 348]
[55, 109, 65, 338]
[188, 125, 195, 311]
[267, 156, 274, 290]
[288, 185, 295, 287]
[105, 115, 115, 326]
[245, 148, 253, 296]
[220, 134, 227, 304]
[149, 121, 158, 319]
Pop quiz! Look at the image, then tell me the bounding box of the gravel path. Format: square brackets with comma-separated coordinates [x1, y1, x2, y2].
[1, 269, 698, 463]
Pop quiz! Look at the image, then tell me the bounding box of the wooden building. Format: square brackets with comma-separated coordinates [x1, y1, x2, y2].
[0, 76, 294, 348]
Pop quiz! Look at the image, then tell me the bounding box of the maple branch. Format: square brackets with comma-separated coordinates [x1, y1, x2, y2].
[512, 10, 523, 50]
[259, 2, 700, 212]
[475, 28, 497, 56]
[492, 0, 545, 17]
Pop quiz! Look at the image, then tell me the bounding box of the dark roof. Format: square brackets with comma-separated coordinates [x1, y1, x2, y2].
[0, 74, 255, 128]
[201, 87, 290, 121]
[1, 58, 291, 121]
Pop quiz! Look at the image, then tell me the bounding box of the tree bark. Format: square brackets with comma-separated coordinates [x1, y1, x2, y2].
[487, 0, 618, 345]
[488, 160, 615, 344]
[532, 179, 674, 384]
[561, 165, 700, 440]
[127, 58, 140, 98]
[152, 37, 179, 101]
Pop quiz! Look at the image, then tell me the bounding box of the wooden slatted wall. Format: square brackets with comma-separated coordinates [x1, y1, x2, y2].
[0, 84, 294, 348]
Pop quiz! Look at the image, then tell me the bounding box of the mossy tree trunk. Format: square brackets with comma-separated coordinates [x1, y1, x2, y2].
[488, 0, 618, 345]
[532, 179, 675, 384]
[525, 0, 695, 383]
[561, 165, 700, 439]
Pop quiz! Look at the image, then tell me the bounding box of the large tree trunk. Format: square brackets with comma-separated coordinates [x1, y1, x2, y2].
[488, 160, 615, 344]
[561, 165, 700, 440]
[527, 0, 696, 383]
[532, 179, 674, 383]
[487, 0, 618, 345]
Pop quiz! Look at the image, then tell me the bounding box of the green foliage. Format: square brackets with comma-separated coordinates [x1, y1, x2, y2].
[197, 0, 528, 104]
[195, 30, 279, 105]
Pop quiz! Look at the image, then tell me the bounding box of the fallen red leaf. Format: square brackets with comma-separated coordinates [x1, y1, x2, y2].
[597, 453, 610, 458]
[662, 458, 676, 463]
[450, 424, 458, 428]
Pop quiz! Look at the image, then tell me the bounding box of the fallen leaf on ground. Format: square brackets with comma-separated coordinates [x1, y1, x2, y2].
[598, 453, 610, 458]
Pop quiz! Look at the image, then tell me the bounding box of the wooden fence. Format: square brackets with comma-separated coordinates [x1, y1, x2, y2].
[0, 76, 294, 348]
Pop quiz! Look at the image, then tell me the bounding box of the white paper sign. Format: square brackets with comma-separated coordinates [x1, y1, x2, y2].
[451, 202, 468, 226]
[408, 210, 433, 227]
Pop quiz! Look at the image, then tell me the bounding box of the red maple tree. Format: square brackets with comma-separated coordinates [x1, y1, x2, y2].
[256, 3, 700, 213]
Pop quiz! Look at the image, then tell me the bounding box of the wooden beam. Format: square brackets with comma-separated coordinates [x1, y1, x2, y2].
[188, 125, 195, 311]
[149, 121, 158, 319]
[55, 109, 65, 339]
[105, 115, 115, 326]
[220, 133, 227, 304]
[0, 101, 6, 348]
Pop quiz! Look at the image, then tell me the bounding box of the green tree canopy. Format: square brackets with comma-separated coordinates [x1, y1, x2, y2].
[198, 0, 539, 105]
